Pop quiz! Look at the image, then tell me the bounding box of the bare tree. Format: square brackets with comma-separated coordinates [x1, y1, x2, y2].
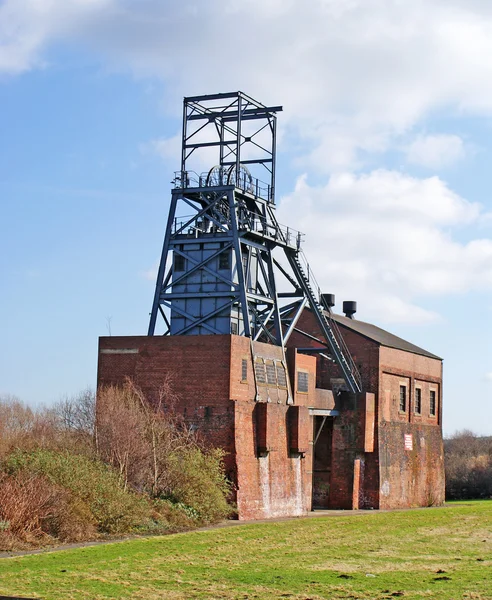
[95, 378, 199, 496]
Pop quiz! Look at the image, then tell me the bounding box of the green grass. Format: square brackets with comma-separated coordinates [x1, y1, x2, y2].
[0, 501, 491, 599]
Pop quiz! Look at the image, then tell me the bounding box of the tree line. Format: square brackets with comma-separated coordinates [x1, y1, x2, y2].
[444, 430, 492, 500]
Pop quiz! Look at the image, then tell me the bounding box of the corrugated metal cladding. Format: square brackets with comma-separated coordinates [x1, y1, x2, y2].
[170, 240, 238, 335]
[169, 238, 259, 336]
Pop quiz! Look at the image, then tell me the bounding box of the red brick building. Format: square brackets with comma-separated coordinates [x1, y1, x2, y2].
[97, 309, 444, 519]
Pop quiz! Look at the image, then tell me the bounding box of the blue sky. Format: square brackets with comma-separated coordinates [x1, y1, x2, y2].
[0, 0, 491, 435]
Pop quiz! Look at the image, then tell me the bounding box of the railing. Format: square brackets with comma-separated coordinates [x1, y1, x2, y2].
[172, 169, 274, 202]
[295, 249, 362, 392]
[245, 218, 304, 250]
[171, 210, 304, 251]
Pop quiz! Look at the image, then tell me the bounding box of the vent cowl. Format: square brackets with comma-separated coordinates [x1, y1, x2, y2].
[343, 301, 357, 319]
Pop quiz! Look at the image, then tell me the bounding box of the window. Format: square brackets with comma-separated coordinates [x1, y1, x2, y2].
[219, 251, 230, 270]
[231, 322, 238, 335]
[415, 388, 422, 414]
[297, 371, 309, 393]
[399, 385, 406, 412]
[174, 252, 185, 272]
[241, 359, 248, 382]
[430, 390, 436, 416]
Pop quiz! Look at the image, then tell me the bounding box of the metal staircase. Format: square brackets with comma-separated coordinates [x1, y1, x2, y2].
[286, 251, 362, 394]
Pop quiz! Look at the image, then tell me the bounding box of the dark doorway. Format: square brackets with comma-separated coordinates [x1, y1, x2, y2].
[312, 416, 334, 509]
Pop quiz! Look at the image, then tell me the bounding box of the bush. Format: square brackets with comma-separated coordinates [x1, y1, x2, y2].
[164, 447, 232, 524]
[0, 384, 234, 549]
[3, 449, 151, 534]
[0, 471, 97, 549]
[96, 382, 233, 523]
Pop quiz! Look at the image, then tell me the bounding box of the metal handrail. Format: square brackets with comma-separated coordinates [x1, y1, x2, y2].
[171, 210, 304, 251]
[296, 249, 362, 390]
[171, 170, 273, 202]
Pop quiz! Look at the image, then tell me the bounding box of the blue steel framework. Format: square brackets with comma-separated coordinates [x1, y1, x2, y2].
[148, 92, 362, 394]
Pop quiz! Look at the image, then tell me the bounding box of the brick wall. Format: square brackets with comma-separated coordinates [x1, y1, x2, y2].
[97, 335, 318, 520]
[328, 392, 379, 509]
[378, 421, 445, 508]
[378, 347, 444, 508]
[233, 345, 316, 519]
[286, 310, 445, 510]
[287, 310, 380, 393]
[234, 401, 313, 519]
[97, 317, 445, 516]
[98, 335, 238, 478]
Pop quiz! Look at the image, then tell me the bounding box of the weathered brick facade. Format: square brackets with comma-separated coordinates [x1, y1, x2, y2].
[97, 310, 444, 519]
[287, 310, 445, 510]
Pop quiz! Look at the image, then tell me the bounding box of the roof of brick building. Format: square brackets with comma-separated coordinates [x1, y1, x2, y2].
[329, 313, 442, 360]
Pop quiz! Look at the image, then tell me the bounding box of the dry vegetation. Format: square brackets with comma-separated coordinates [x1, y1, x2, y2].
[0, 382, 232, 551]
[444, 430, 492, 500]
[1, 385, 489, 553]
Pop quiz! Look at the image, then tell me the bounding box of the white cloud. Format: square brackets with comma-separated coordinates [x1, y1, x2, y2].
[143, 130, 220, 174]
[406, 134, 466, 169]
[0, 0, 113, 75]
[5, 1, 492, 168]
[142, 134, 181, 163]
[485, 372, 492, 381]
[142, 263, 158, 282]
[5, 1, 491, 326]
[277, 170, 492, 323]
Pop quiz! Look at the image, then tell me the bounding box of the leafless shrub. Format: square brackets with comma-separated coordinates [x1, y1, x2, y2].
[51, 389, 96, 456]
[444, 430, 492, 499]
[0, 471, 96, 549]
[96, 378, 195, 493]
[0, 380, 231, 547]
[96, 380, 232, 522]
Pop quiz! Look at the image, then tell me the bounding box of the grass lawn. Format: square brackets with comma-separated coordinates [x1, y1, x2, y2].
[0, 501, 491, 599]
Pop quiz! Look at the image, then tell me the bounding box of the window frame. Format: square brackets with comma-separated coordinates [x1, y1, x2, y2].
[218, 251, 231, 270]
[241, 358, 248, 383]
[254, 359, 267, 385]
[429, 389, 437, 417]
[173, 252, 186, 272]
[276, 362, 287, 389]
[399, 384, 407, 412]
[414, 386, 422, 415]
[297, 370, 309, 394]
[265, 361, 277, 386]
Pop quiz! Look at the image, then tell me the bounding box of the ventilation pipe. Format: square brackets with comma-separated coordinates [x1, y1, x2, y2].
[321, 293, 335, 309]
[343, 301, 357, 319]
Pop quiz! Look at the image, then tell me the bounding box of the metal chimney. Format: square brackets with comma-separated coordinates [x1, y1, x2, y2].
[321, 293, 335, 309]
[343, 301, 357, 319]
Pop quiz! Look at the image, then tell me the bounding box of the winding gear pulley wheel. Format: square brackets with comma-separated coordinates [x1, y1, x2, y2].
[206, 164, 254, 193]
[227, 164, 254, 193]
[206, 165, 228, 187]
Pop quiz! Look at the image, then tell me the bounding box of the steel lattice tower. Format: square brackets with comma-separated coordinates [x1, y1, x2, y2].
[148, 92, 362, 394]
